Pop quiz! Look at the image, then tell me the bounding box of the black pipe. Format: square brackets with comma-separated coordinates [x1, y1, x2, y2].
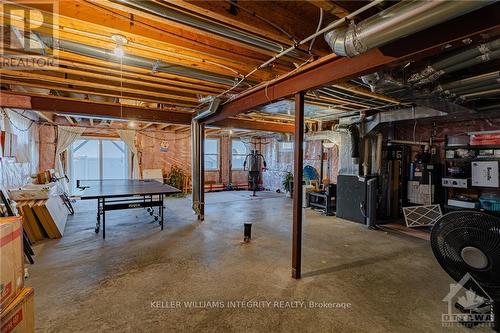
[244, 223, 252, 242]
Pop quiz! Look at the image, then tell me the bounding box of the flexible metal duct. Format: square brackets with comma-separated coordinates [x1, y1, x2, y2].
[324, 0, 492, 57]
[436, 71, 500, 92]
[39, 36, 238, 87]
[338, 107, 448, 133]
[450, 83, 500, 97]
[116, 0, 302, 59]
[305, 130, 340, 144]
[409, 38, 500, 85]
[459, 88, 500, 101]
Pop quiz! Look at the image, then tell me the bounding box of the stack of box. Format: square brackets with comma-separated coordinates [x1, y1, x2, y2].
[0, 216, 34, 333]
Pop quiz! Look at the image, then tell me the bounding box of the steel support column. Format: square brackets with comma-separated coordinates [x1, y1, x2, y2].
[199, 123, 205, 221]
[292, 92, 305, 279]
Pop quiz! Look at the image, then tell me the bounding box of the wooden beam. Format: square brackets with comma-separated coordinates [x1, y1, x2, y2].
[333, 82, 400, 105]
[0, 92, 294, 132]
[305, 0, 350, 18]
[215, 118, 293, 133]
[0, 69, 199, 104]
[156, 124, 169, 130]
[36, 111, 54, 123]
[96, 0, 291, 61]
[1, 78, 194, 107]
[64, 116, 75, 125]
[292, 92, 304, 279]
[0, 92, 193, 124]
[141, 123, 154, 130]
[3, 2, 280, 80]
[54, 50, 236, 90]
[205, 5, 500, 123]
[0, 92, 31, 109]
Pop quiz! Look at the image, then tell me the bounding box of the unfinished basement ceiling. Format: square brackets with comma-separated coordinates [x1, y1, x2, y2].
[1, 1, 499, 129]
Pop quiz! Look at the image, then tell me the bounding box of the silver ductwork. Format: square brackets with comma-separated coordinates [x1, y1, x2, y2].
[39, 36, 238, 87]
[338, 106, 448, 133]
[436, 71, 500, 92]
[409, 38, 500, 85]
[117, 0, 303, 59]
[324, 0, 492, 57]
[458, 88, 500, 102]
[191, 98, 221, 220]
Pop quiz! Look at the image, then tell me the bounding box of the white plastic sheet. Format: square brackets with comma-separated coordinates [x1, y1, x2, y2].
[0, 109, 39, 189]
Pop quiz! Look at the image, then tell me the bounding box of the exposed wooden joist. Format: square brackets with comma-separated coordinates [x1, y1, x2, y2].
[96, 0, 296, 61]
[333, 82, 400, 105]
[36, 111, 54, 123]
[0, 69, 199, 104]
[141, 123, 154, 130]
[2, 2, 281, 81]
[0, 92, 294, 133]
[215, 118, 293, 133]
[3, 48, 232, 95]
[64, 115, 75, 125]
[2, 79, 193, 107]
[305, 0, 350, 18]
[205, 5, 500, 123]
[0, 92, 193, 124]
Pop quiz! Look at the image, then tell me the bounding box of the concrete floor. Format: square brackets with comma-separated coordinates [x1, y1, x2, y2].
[28, 191, 481, 332]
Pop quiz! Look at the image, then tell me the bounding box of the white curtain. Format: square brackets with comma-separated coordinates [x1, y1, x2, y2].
[55, 126, 85, 192]
[3, 108, 39, 173]
[117, 129, 140, 179]
[0, 108, 39, 188]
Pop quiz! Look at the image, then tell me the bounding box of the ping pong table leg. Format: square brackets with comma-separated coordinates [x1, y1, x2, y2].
[160, 194, 164, 230]
[102, 198, 106, 239]
[95, 198, 101, 234]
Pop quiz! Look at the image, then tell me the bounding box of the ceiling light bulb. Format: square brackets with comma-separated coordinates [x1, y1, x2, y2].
[113, 46, 124, 58]
[128, 121, 136, 128]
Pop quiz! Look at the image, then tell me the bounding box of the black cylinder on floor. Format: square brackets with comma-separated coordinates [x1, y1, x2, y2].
[244, 223, 252, 242]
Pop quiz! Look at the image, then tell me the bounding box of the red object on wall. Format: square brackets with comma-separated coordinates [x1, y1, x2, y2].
[470, 134, 500, 146]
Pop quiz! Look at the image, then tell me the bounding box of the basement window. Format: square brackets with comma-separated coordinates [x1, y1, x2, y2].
[204, 138, 219, 170]
[231, 139, 249, 170]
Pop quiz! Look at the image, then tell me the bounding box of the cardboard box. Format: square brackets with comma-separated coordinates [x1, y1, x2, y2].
[0, 287, 34, 333]
[0, 217, 24, 312]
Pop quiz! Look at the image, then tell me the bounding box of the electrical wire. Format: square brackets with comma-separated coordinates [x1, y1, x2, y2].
[191, 0, 385, 112]
[308, 8, 324, 53]
[225, 0, 297, 42]
[1, 108, 36, 132]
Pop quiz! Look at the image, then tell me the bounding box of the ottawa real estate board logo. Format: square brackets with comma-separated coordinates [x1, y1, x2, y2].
[442, 273, 494, 329]
[0, 1, 59, 70]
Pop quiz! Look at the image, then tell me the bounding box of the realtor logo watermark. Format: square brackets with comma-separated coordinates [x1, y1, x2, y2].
[151, 300, 352, 310]
[0, 0, 59, 70]
[442, 273, 494, 328]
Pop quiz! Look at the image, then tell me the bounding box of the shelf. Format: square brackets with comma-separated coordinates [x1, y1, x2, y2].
[444, 204, 478, 211]
[443, 204, 500, 216]
[445, 158, 500, 162]
[445, 145, 500, 150]
[445, 186, 500, 191]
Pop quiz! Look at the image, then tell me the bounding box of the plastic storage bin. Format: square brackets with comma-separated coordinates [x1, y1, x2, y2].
[479, 196, 500, 211]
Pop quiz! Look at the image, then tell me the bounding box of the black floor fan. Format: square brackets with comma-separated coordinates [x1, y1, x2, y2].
[431, 211, 500, 331]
